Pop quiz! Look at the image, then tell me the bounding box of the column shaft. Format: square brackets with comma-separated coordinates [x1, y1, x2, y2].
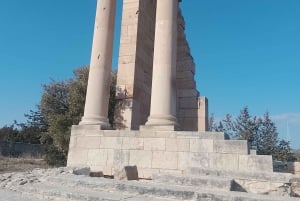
[80, 0, 116, 127]
[145, 0, 178, 129]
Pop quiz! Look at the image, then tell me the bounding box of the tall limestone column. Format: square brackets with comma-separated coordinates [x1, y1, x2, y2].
[144, 0, 179, 130]
[79, 0, 116, 128]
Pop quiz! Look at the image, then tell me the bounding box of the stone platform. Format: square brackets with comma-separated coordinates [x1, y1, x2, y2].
[0, 167, 299, 200]
[67, 126, 273, 178]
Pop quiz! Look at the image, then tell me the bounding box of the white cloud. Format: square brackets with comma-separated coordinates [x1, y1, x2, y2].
[271, 113, 300, 148]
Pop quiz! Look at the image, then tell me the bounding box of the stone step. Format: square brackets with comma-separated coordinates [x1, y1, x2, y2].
[187, 167, 296, 196]
[153, 173, 233, 191]
[188, 167, 293, 183]
[47, 176, 196, 200]
[195, 189, 299, 201]
[6, 172, 299, 201]
[28, 177, 300, 201]
[175, 131, 226, 140]
[46, 174, 300, 200]
[16, 182, 177, 201]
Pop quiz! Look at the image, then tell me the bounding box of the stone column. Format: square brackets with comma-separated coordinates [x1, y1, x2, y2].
[144, 0, 179, 130]
[79, 0, 116, 128]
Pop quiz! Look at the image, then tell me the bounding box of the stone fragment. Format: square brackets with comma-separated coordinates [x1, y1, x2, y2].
[70, 167, 90, 176]
[114, 165, 139, 180]
[89, 171, 104, 177]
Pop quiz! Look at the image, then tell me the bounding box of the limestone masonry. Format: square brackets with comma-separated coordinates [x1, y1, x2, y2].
[0, 167, 299, 200]
[66, 1, 299, 199]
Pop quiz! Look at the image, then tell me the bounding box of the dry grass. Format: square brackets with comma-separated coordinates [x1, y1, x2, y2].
[0, 156, 49, 173]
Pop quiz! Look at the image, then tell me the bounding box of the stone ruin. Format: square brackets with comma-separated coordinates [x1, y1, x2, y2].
[65, 0, 300, 200]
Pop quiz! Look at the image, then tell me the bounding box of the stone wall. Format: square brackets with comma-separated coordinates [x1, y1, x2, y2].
[67, 128, 273, 179]
[288, 162, 300, 175]
[0, 141, 44, 158]
[115, 0, 156, 130]
[115, 0, 206, 131]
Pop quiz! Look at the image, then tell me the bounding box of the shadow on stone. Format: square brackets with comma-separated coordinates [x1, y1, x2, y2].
[231, 180, 247, 192]
[89, 171, 104, 177]
[114, 165, 139, 180]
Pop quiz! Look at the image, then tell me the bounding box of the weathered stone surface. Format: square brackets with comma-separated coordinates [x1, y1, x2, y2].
[288, 162, 300, 175]
[153, 173, 233, 191]
[68, 130, 274, 177]
[1, 168, 299, 201]
[213, 140, 248, 154]
[291, 176, 300, 197]
[114, 165, 139, 180]
[70, 167, 90, 176]
[114, 0, 206, 130]
[239, 155, 273, 172]
[89, 171, 104, 177]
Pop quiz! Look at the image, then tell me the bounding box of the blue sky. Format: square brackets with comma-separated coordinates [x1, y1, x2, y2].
[0, 1, 299, 148]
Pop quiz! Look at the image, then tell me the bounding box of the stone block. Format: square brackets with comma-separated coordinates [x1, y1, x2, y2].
[176, 80, 196, 89]
[178, 152, 210, 170]
[144, 138, 166, 151]
[114, 165, 139, 180]
[213, 140, 248, 155]
[70, 125, 101, 136]
[69, 136, 76, 149]
[210, 153, 239, 171]
[129, 150, 152, 168]
[233, 179, 291, 196]
[138, 131, 175, 138]
[122, 137, 144, 150]
[179, 97, 198, 109]
[288, 162, 300, 175]
[113, 150, 130, 169]
[177, 118, 198, 131]
[87, 149, 108, 167]
[89, 171, 104, 177]
[152, 151, 178, 170]
[67, 148, 88, 167]
[178, 109, 198, 118]
[239, 155, 273, 172]
[197, 132, 225, 140]
[190, 139, 213, 153]
[70, 167, 90, 176]
[166, 138, 190, 152]
[176, 71, 194, 79]
[76, 136, 101, 149]
[177, 89, 198, 98]
[100, 137, 123, 149]
[153, 173, 233, 191]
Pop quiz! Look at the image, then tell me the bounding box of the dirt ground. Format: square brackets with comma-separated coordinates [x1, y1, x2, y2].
[0, 156, 48, 173]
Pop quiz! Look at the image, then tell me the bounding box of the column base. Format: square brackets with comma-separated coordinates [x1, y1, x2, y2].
[79, 116, 111, 130]
[141, 115, 180, 131]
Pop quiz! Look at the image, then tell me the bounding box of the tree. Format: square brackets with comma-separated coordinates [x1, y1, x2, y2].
[37, 66, 89, 165]
[273, 140, 296, 162]
[0, 66, 117, 165]
[234, 107, 257, 144]
[37, 66, 116, 166]
[256, 112, 278, 155]
[211, 107, 296, 162]
[0, 124, 18, 142]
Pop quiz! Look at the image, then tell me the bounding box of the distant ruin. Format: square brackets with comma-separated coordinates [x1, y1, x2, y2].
[67, 0, 273, 179]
